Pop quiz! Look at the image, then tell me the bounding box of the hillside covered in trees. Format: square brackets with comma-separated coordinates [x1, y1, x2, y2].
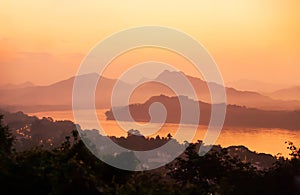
[1, 111, 300, 194]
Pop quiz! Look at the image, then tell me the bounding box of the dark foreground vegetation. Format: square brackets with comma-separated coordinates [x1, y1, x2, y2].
[1, 113, 300, 194]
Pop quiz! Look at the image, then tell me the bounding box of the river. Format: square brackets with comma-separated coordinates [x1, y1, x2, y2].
[27, 109, 300, 158]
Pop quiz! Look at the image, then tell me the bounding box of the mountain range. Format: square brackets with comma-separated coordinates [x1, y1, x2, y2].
[0, 71, 300, 112]
[226, 79, 289, 93]
[268, 86, 300, 101]
[0, 81, 35, 90]
[106, 95, 300, 130]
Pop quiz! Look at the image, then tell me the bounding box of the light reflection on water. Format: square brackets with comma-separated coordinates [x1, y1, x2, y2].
[28, 109, 300, 158]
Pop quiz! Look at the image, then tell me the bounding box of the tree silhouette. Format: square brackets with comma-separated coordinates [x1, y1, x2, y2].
[167, 143, 264, 194]
[0, 114, 14, 156]
[2, 111, 300, 194]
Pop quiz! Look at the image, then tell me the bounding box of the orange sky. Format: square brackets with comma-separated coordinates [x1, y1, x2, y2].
[0, 0, 300, 86]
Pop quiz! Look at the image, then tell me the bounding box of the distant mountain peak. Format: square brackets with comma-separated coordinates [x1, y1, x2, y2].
[0, 81, 35, 89]
[157, 70, 185, 79]
[75, 73, 100, 79]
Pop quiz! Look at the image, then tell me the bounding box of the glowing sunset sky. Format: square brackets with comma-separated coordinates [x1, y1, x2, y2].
[0, 0, 299, 86]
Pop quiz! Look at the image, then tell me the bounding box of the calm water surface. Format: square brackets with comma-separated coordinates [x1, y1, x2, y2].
[28, 109, 300, 157]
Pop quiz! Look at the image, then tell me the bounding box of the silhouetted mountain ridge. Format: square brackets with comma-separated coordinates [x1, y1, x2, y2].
[1, 71, 300, 112]
[106, 95, 300, 130]
[269, 86, 300, 101]
[0, 81, 35, 90]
